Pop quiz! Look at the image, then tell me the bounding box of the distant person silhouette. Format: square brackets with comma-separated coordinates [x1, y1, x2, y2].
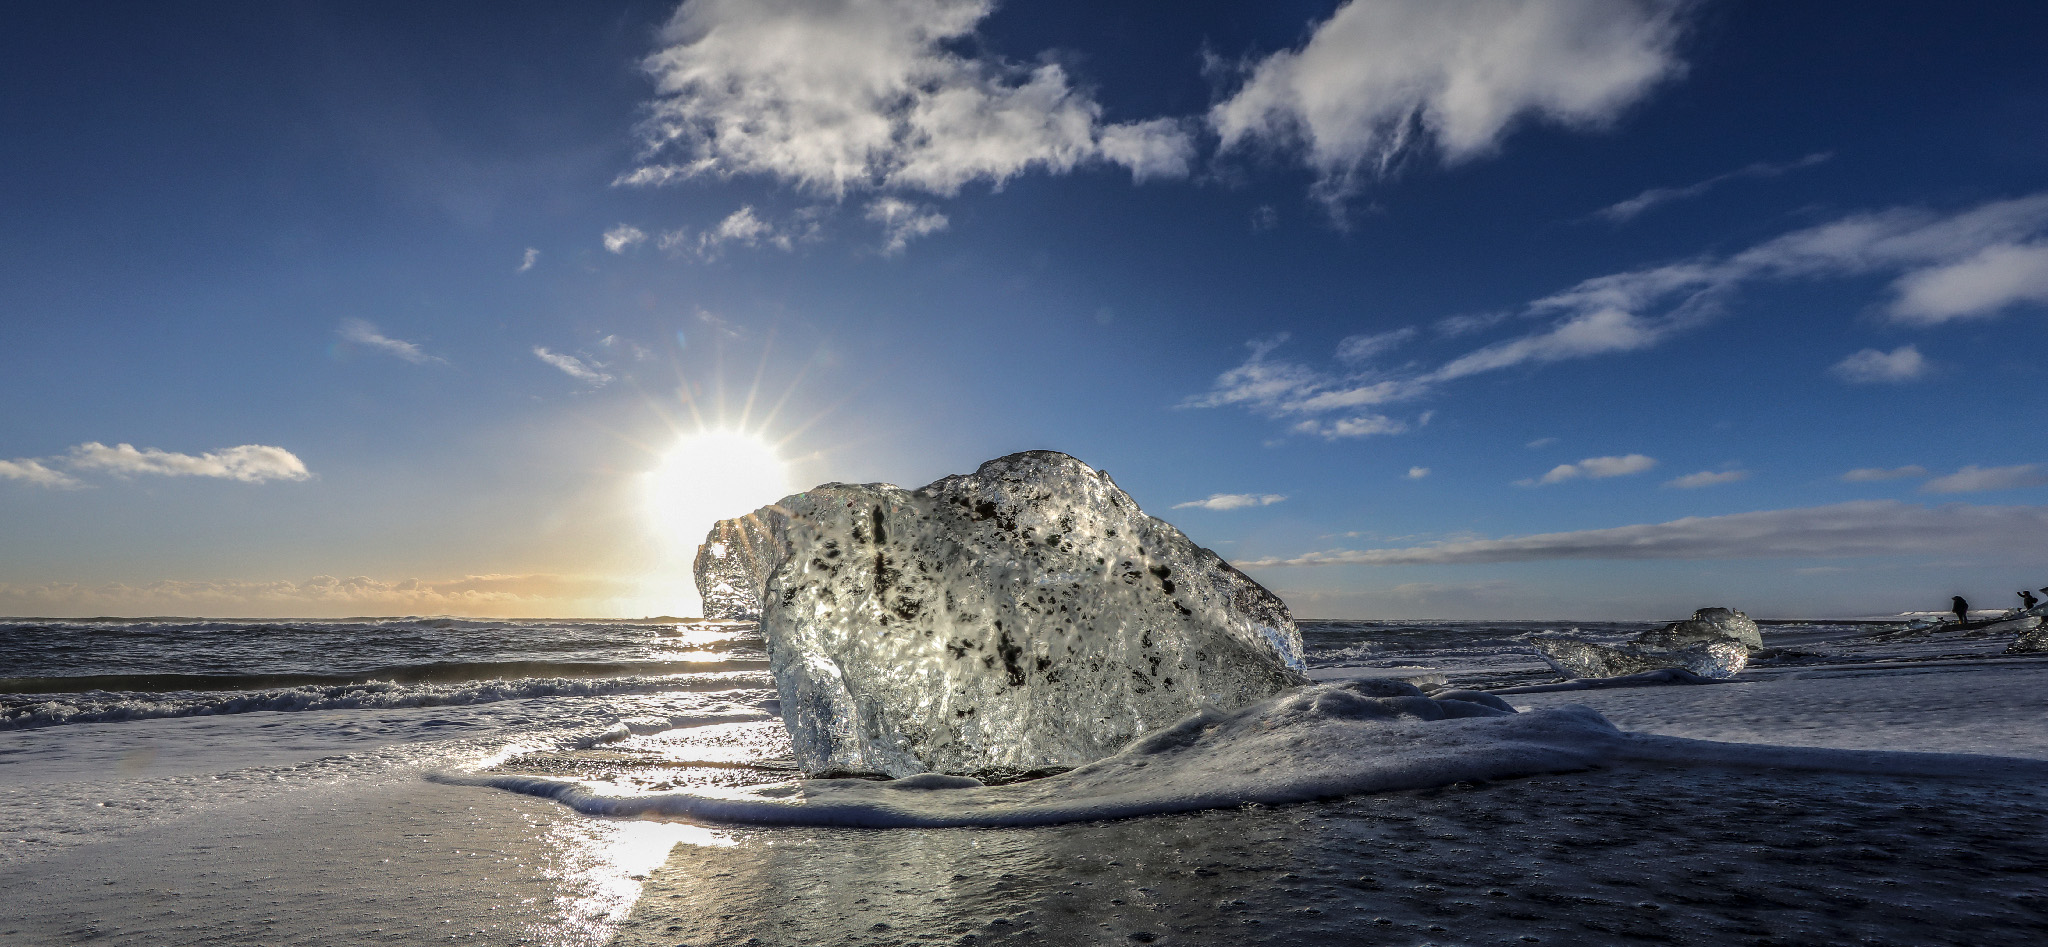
[2025, 590, 2042, 610]
[1952, 596, 1970, 624]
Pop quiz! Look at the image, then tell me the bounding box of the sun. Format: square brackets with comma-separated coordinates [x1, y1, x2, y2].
[645, 430, 791, 550]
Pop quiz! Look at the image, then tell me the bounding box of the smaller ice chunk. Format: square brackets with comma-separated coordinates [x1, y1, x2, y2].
[2005, 619, 2048, 654]
[1635, 607, 1762, 651]
[692, 510, 788, 620]
[1529, 636, 1748, 680]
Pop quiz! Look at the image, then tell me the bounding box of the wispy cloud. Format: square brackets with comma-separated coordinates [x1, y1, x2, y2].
[60, 442, 310, 483]
[2, 443, 311, 489]
[1237, 500, 2048, 567]
[622, 0, 1191, 198]
[866, 198, 950, 255]
[603, 224, 648, 254]
[1211, 0, 1692, 209]
[1173, 493, 1287, 511]
[0, 458, 83, 489]
[533, 347, 613, 386]
[1516, 453, 1656, 486]
[1842, 465, 1928, 482]
[517, 247, 540, 272]
[1830, 345, 1926, 384]
[0, 572, 635, 616]
[338, 319, 444, 365]
[1921, 464, 2048, 494]
[1433, 192, 2048, 380]
[1665, 469, 1748, 489]
[1334, 327, 1417, 364]
[1406, 466, 1431, 480]
[1181, 336, 1429, 439]
[1526, 437, 1560, 449]
[1595, 152, 1831, 223]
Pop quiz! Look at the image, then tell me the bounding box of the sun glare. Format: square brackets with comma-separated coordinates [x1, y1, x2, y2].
[640, 430, 791, 616]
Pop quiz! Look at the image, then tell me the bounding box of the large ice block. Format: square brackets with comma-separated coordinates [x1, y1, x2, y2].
[1634, 607, 1763, 651]
[1528, 636, 1749, 680]
[706, 450, 1309, 777]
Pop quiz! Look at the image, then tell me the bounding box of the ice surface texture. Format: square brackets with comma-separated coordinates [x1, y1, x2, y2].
[697, 450, 1309, 777]
[1635, 607, 1762, 650]
[2006, 619, 2048, 654]
[692, 510, 788, 620]
[1529, 636, 1749, 680]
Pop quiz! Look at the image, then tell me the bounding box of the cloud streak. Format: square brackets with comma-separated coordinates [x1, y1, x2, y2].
[1517, 454, 1656, 486]
[64, 442, 311, 483]
[533, 347, 613, 386]
[0, 458, 83, 489]
[1173, 493, 1286, 511]
[1595, 152, 1830, 223]
[338, 319, 444, 365]
[1665, 469, 1747, 489]
[1237, 500, 2048, 567]
[1922, 464, 2048, 494]
[1830, 345, 1926, 384]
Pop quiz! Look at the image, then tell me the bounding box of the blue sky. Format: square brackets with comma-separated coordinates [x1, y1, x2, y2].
[3, 0, 2045, 619]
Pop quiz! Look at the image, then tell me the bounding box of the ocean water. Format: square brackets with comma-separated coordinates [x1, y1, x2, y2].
[4, 615, 2046, 945]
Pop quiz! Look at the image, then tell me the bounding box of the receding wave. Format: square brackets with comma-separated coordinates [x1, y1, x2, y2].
[0, 658, 768, 695]
[0, 672, 773, 731]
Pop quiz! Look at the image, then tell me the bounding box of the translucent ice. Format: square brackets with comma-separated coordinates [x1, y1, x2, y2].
[1528, 635, 1749, 680]
[692, 509, 788, 620]
[700, 450, 1309, 777]
[2005, 619, 2048, 654]
[1634, 607, 1763, 651]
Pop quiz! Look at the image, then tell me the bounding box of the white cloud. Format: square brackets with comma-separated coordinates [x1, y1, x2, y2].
[1526, 437, 1560, 449]
[1173, 493, 1287, 511]
[1595, 152, 1830, 223]
[1182, 336, 1430, 440]
[518, 247, 540, 272]
[0, 458, 83, 489]
[1429, 192, 2048, 381]
[866, 197, 950, 255]
[624, 0, 1191, 199]
[1235, 500, 2048, 567]
[65, 442, 311, 483]
[1921, 464, 2048, 494]
[1518, 453, 1656, 486]
[604, 224, 648, 253]
[1211, 0, 1690, 207]
[1665, 469, 1748, 489]
[1293, 415, 1409, 440]
[338, 319, 444, 365]
[1406, 466, 1430, 479]
[1842, 465, 1928, 483]
[1830, 345, 1926, 384]
[1889, 241, 2048, 323]
[533, 347, 614, 386]
[1334, 327, 1417, 364]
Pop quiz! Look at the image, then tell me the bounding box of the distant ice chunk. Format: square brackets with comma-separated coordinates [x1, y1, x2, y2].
[705, 450, 1309, 777]
[2005, 619, 2048, 654]
[1635, 607, 1763, 651]
[693, 510, 788, 620]
[1529, 636, 1749, 680]
[1527, 605, 1759, 681]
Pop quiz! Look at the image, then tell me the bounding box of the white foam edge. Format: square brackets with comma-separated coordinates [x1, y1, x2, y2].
[433, 680, 2048, 830]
